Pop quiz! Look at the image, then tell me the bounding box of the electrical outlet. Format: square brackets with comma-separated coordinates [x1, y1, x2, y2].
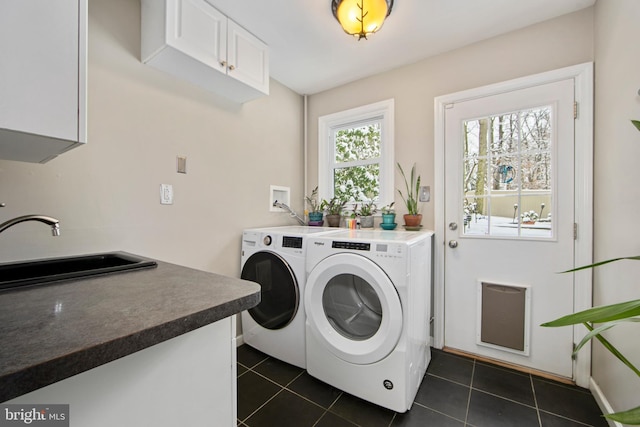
[160, 184, 173, 205]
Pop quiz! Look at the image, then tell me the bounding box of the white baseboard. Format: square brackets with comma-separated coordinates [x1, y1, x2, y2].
[590, 377, 623, 427]
[236, 334, 244, 347]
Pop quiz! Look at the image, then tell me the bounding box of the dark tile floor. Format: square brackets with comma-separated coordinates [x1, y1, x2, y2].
[237, 345, 609, 427]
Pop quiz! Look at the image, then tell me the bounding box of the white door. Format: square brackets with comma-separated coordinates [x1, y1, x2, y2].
[444, 79, 575, 378]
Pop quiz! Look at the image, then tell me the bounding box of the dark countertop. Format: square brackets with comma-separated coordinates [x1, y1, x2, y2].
[0, 255, 260, 402]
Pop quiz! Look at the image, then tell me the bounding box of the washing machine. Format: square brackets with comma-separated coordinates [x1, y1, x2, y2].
[240, 226, 340, 369]
[304, 229, 433, 412]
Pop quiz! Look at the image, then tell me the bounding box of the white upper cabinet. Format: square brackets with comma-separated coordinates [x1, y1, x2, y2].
[0, 0, 87, 164]
[141, 0, 269, 103]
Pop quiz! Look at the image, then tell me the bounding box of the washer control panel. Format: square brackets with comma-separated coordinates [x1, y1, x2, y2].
[332, 241, 371, 251]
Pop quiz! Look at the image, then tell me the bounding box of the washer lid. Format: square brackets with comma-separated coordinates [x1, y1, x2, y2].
[305, 253, 403, 364]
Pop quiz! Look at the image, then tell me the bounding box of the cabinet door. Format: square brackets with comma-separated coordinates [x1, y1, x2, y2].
[227, 20, 269, 95]
[0, 0, 82, 142]
[167, 0, 227, 74]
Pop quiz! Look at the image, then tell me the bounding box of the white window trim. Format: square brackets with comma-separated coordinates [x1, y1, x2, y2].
[318, 99, 395, 208]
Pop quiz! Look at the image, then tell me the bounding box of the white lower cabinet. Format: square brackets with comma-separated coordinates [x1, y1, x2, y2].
[141, 0, 269, 103]
[8, 318, 237, 427]
[0, 0, 87, 163]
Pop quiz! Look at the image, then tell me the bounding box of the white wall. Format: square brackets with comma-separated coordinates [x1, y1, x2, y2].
[0, 0, 304, 277]
[593, 0, 640, 415]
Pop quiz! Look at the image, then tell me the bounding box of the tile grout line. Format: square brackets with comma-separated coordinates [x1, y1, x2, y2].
[464, 359, 476, 426]
[530, 373, 543, 427]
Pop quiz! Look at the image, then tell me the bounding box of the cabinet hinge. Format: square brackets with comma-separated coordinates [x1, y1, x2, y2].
[574, 101, 579, 119]
[574, 223, 578, 240]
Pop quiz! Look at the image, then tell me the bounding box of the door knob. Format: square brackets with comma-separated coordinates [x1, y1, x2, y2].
[449, 222, 458, 230]
[448, 240, 458, 249]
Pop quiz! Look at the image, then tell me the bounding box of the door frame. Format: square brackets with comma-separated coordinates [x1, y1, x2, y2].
[433, 62, 594, 387]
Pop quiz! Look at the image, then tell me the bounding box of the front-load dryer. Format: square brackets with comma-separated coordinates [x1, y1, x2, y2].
[240, 226, 339, 369]
[304, 229, 434, 412]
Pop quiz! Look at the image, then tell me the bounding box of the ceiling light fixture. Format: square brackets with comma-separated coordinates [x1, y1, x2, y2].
[331, 0, 394, 41]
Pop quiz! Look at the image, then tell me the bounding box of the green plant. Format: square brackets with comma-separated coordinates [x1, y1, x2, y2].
[305, 186, 321, 213]
[397, 163, 421, 215]
[380, 202, 395, 214]
[358, 200, 377, 216]
[324, 196, 347, 215]
[520, 210, 539, 223]
[542, 120, 640, 425]
[542, 257, 640, 424]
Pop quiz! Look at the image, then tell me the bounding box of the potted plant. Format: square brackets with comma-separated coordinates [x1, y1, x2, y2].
[305, 186, 324, 225]
[520, 210, 539, 225]
[397, 163, 422, 228]
[324, 196, 347, 227]
[380, 202, 396, 228]
[358, 200, 377, 228]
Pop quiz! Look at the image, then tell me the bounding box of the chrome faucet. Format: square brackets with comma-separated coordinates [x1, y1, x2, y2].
[0, 215, 61, 236]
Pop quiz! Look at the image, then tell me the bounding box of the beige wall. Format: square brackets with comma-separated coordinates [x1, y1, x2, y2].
[307, 8, 594, 226]
[593, 0, 640, 414]
[0, 0, 304, 277]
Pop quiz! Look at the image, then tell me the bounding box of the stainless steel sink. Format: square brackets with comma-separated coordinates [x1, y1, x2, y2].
[0, 252, 157, 291]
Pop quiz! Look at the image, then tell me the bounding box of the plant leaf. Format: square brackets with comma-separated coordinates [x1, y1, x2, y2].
[573, 318, 640, 355]
[632, 120, 640, 132]
[541, 299, 640, 326]
[605, 404, 640, 424]
[587, 323, 640, 378]
[561, 256, 640, 273]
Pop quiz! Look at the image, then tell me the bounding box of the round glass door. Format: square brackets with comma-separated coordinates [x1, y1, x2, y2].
[241, 251, 299, 330]
[323, 274, 383, 340]
[305, 253, 403, 365]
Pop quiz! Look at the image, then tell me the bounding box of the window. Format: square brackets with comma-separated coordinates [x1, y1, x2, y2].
[318, 99, 394, 209]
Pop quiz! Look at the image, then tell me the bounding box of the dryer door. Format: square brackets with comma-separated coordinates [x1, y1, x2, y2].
[305, 253, 403, 365]
[241, 251, 299, 329]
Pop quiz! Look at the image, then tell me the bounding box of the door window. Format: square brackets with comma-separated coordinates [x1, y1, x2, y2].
[322, 273, 382, 340]
[463, 106, 554, 239]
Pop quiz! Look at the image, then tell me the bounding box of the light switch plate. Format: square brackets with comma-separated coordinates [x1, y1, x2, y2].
[177, 156, 187, 174]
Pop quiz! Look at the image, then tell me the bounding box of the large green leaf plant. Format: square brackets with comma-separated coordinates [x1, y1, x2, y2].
[542, 121, 640, 425]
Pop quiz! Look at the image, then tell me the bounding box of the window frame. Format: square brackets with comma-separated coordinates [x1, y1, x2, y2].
[318, 99, 395, 210]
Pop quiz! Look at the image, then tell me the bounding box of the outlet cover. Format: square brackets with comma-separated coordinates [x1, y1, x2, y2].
[160, 184, 173, 205]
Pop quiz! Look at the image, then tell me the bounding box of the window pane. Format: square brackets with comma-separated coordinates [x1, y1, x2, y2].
[488, 195, 520, 237]
[334, 123, 381, 164]
[463, 196, 488, 235]
[519, 195, 552, 238]
[334, 164, 380, 202]
[521, 153, 551, 190]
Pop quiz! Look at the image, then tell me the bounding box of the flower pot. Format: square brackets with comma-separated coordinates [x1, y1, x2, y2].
[360, 215, 374, 228]
[326, 214, 341, 227]
[381, 213, 396, 224]
[308, 212, 323, 222]
[403, 214, 422, 227]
